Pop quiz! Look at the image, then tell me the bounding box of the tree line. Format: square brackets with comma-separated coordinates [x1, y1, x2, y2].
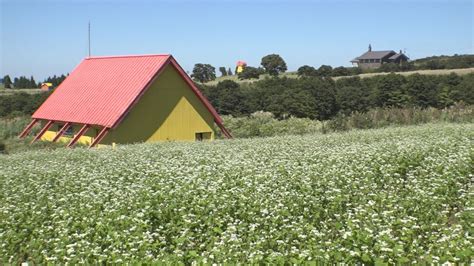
[0, 92, 51, 117]
[191, 54, 289, 82]
[1, 57, 472, 120]
[2, 74, 67, 89]
[199, 73, 474, 121]
[1, 72, 472, 120]
[191, 54, 474, 83]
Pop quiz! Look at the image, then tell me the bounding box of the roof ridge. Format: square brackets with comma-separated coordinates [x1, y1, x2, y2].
[367, 50, 394, 52]
[86, 54, 171, 60]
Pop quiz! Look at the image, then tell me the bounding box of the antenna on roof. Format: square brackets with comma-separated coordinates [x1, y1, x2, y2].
[88, 21, 91, 57]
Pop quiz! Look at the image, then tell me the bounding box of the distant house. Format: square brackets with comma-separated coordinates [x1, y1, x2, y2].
[351, 45, 409, 69]
[40, 83, 53, 91]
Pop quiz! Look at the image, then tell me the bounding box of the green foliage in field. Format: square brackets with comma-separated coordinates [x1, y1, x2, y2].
[219, 105, 473, 138]
[200, 73, 474, 120]
[0, 123, 472, 264]
[324, 103, 473, 132]
[0, 141, 5, 154]
[220, 111, 322, 138]
[0, 116, 65, 154]
[0, 105, 472, 154]
[0, 116, 39, 140]
[0, 91, 51, 118]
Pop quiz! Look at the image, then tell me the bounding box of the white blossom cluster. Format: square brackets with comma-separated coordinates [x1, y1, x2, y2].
[0, 123, 472, 264]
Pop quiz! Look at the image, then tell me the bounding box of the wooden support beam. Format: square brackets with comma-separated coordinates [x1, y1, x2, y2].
[52, 122, 71, 142]
[216, 120, 232, 139]
[222, 127, 233, 139]
[18, 118, 38, 139]
[66, 124, 90, 148]
[89, 127, 109, 148]
[31, 120, 54, 144]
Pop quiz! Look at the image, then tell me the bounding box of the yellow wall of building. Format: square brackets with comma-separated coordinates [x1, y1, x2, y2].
[41, 123, 101, 146]
[41, 64, 216, 145]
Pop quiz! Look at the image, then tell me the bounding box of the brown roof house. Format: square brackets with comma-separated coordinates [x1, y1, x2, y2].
[351, 44, 409, 69]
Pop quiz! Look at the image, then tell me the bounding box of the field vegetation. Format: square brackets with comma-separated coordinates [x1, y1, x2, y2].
[1, 105, 472, 154]
[1, 123, 472, 264]
[218, 104, 473, 138]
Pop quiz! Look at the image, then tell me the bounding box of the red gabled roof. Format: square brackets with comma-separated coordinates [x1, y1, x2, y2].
[32, 54, 227, 133]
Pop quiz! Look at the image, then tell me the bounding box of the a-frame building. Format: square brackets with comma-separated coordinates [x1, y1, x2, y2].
[19, 54, 232, 147]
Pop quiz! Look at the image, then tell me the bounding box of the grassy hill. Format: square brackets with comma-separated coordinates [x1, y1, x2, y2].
[1, 123, 472, 264]
[204, 54, 474, 85]
[205, 67, 474, 85]
[0, 82, 42, 95]
[412, 54, 474, 67]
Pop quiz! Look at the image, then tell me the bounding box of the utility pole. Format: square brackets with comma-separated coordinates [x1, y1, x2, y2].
[88, 21, 91, 57]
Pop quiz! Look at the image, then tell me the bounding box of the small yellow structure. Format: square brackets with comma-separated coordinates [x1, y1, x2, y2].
[40, 82, 53, 91]
[236, 60, 247, 73]
[19, 54, 232, 147]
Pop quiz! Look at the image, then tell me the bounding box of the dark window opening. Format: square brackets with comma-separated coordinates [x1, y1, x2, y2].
[57, 123, 74, 136]
[195, 132, 211, 141]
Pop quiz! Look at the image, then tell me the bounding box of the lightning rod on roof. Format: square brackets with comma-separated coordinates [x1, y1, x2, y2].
[88, 21, 91, 57]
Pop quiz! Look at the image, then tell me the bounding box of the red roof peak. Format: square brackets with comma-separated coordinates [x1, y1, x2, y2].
[31, 54, 227, 135]
[85, 54, 171, 60]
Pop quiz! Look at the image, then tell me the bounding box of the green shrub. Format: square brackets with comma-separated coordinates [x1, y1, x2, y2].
[325, 103, 473, 133]
[0, 116, 40, 140]
[0, 141, 5, 154]
[219, 111, 322, 138]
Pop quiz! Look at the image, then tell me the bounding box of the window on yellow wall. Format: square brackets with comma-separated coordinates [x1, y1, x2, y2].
[195, 132, 211, 141]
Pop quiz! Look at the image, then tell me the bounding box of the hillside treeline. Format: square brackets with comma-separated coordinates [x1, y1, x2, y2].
[200, 73, 474, 120]
[362, 54, 474, 74]
[0, 92, 51, 117]
[1, 73, 472, 120]
[2, 74, 67, 89]
[413, 54, 474, 70]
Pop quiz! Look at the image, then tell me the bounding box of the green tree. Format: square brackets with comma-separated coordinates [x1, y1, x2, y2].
[13, 77, 19, 88]
[424, 60, 444, 70]
[238, 66, 263, 80]
[215, 80, 247, 115]
[375, 74, 409, 107]
[404, 74, 438, 107]
[336, 86, 370, 114]
[332, 66, 350, 77]
[348, 67, 363, 75]
[227, 67, 233, 76]
[297, 65, 317, 77]
[3, 75, 12, 89]
[261, 54, 287, 76]
[316, 65, 333, 77]
[379, 62, 400, 73]
[219, 67, 227, 77]
[191, 64, 216, 83]
[30, 76, 37, 88]
[57, 74, 67, 86]
[307, 78, 338, 119]
[448, 73, 474, 104]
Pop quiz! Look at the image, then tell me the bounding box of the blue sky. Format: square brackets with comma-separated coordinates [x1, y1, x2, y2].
[1, 0, 473, 80]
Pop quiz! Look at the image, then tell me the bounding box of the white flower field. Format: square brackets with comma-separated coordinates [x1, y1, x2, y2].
[0, 123, 473, 264]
